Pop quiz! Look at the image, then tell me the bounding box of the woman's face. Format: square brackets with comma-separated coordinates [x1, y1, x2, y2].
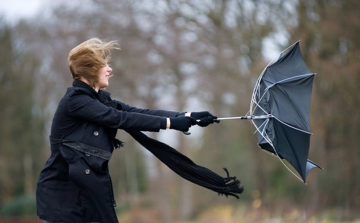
[95, 64, 112, 90]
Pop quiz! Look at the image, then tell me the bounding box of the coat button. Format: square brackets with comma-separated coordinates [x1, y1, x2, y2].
[85, 153, 90, 157]
[85, 169, 91, 174]
[93, 131, 99, 136]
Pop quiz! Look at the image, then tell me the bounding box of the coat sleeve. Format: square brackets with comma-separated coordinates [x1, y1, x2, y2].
[114, 100, 185, 117]
[68, 90, 166, 132]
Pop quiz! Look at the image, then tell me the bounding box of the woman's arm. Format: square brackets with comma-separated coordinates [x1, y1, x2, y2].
[68, 91, 167, 132]
[114, 100, 185, 118]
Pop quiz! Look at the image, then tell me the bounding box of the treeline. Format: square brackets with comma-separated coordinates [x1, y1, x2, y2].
[0, 0, 359, 221]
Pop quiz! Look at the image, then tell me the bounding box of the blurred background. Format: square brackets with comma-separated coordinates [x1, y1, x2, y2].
[0, 0, 359, 222]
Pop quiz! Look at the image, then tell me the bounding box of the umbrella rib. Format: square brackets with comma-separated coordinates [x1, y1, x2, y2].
[250, 69, 267, 113]
[263, 73, 314, 92]
[249, 112, 305, 182]
[274, 126, 306, 183]
[254, 73, 314, 133]
[274, 152, 305, 183]
[250, 117, 305, 183]
[250, 90, 270, 116]
[252, 118, 270, 135]
[250, 89, 311, 134]
[250, 40, 301, 114]
[251, 101, 269, 116]
[267, 41, 300, 69]
[272, 116, 311, 135]
[256, 118, 305, 182]
[250, 118, 273, 147]
[274, 86, 311, 133]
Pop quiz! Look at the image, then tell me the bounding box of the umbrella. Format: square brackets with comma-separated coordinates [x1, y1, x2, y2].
[217, 41, 322, 183]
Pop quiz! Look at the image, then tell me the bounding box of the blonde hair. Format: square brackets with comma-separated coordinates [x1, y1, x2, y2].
[68, 38, 119, 87]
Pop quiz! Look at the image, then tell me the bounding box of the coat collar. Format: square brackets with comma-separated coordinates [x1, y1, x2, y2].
[72, 79, 112, 104]
[72, 79, 97, 93]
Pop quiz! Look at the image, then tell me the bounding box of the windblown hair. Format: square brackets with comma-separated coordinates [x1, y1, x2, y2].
[68, 38, 119, 87]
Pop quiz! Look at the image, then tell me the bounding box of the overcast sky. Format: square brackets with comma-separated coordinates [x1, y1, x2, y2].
[0, 0, 43, 22]
[0, 0, 282, 61]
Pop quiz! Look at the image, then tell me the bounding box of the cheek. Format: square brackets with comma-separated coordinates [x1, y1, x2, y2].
[99, 68, 107, 76]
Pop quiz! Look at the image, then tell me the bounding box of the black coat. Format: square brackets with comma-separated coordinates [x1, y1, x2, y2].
[36, 80, 180, 223]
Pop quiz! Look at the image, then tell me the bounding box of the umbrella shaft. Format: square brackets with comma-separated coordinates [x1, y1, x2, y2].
[217, 115, 272, 120]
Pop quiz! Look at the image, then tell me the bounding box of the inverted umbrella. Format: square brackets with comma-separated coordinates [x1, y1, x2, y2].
[217, 41, 322, 183]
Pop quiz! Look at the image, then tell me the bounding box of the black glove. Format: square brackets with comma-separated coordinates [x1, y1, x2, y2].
[190, 111, 220, 127]
[170, 116, 197, 132]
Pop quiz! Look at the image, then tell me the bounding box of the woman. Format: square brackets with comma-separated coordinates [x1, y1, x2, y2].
[36, 38, 218, 223]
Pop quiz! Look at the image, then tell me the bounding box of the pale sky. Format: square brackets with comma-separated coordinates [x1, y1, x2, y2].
[0, 0, 283, 61]
[0, 0, 43, 22]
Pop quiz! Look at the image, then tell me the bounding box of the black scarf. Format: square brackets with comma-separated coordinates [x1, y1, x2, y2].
[126, 129, 244, 198]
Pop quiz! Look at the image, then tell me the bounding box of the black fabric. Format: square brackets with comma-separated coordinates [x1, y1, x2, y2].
[197, 116, 217, 127]
[252, 42, 321, 182]
[191, 111, 219, 127]
[126, 129, 244, 198]
[170, 116, 197, 132]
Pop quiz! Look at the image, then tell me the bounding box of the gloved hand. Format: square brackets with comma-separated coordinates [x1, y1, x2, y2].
[170, 116, 197, 132]
[190, 111, 220, 127]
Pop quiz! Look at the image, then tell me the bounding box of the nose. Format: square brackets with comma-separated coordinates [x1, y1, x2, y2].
[107, 65, 112, 73]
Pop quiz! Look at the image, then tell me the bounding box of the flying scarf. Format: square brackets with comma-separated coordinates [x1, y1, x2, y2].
[126, 129, 244, 198]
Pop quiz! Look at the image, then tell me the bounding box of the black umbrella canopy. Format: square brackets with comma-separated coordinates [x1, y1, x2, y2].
[251, 41, 322, 182]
